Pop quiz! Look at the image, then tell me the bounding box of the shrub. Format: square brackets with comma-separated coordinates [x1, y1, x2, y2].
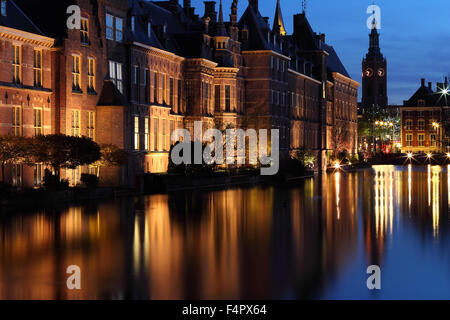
[81, 174, 99, 188]
[43, 173, 69, 191]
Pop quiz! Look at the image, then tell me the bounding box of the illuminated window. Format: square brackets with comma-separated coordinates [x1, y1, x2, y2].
[144, 69, 150, 103]
[87, 111, 95, 140]
[72, 55, 81, 91]
[106, 14, 123, 42]
[33, 49, 42, 87]
[144, 118, 149, 151]
[1, 1, 6, 16]
[147, 22, 152, 38]
[418, 134, 424, 147]
[109, 61, 123, 93]
[170, 120, 175, 146]
[134, 116, 140, 150]
[406, 134, 412, 147]
[12, 106, 21, 136]
[88, 58, 95, 93]
[34, 163, 43, 187]
[33, 108, 43, 136]
[12, 165, 22, 187]
[71, 167, 81, 186]
[406, 120, 413, 131]
[170, 77, 174, 107]
[71, 110, 80, 137]
[431, 134, 437, 147]
[81, 18, 89, 44]
[12, 45, 21, 84]
[418, 120, 425, 130]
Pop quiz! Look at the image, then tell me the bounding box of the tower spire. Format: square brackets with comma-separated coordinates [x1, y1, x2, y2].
[216, 0, 228, 36]
[273, 0, 286, 36]
[302, 0, 306, 14]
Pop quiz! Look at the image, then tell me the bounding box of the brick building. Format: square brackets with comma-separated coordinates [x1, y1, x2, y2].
[401, 78, 450, 154]
[2, 0, 359, 187]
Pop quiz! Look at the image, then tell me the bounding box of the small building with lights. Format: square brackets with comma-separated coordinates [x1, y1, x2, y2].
[400, 78, 450, 154]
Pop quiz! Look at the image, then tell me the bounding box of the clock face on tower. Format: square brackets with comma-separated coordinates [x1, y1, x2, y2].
[364, 68, 373, 78]
[377, 68, 385, 77]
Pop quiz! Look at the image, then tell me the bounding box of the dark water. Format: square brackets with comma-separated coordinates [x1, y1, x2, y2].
[0, 165, 449, 300]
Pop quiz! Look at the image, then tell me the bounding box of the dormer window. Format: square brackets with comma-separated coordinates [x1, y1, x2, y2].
[1, 1, 6, 17]
[131, 16, 135, 32]
[147, 22, 151, 38]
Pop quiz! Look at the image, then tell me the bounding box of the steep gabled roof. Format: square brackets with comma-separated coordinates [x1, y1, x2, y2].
[404, 83, 437, 107]
[0, 0, 46, 36]
[322, 43, 350, 78]
[97, 80, 128, 107]
[273, 0, 286, 36]
[238, 3, 271, 51]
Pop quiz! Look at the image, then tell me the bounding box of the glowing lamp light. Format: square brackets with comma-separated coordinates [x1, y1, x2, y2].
[334, 163, 341, 170]
[407, 153, 413, 159]
[442, 88, 449, 95]
[447, 153, 450, 158]
[427, 153, 432, 159]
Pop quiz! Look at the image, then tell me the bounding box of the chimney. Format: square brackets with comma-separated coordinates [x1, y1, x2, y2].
[320, 33, 326, 43]
[421, 78, 425, 87]
[428, 82, 432, 89]
[204, 1, 217, 22]
[249, 0, 258, 10]
[184, 0, 191, 9]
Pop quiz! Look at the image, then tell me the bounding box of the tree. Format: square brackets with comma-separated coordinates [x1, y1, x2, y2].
[332, 122, 351, 157]
[0, 135, 32, 183]
[31, 134, 101, 178]
[92, 144, 128, 178]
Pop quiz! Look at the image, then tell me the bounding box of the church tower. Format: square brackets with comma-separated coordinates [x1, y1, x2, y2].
[362, 15, 387, 110]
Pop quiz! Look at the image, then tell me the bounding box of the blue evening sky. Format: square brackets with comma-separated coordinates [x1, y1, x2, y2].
[189, 0, 450, 105]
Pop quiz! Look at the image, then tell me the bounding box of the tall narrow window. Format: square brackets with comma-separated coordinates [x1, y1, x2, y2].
[418, 134, 424, 147]
[225, 85, 231, 112]
[162, 120, 167, 151]
[134, 116, 140, 151]
[153, 72, 158, 103]
[147, 22, 152, 38]
[177, 79, 182, 113]
[12, 165, 21, 187]
[33, 49, 42, 87]
[131, 16, 135, 32]
[12, 45, 21, 84]
[33, 108, 43, 136]
[1, 0, 6, 16]
[81, 18, 89, 44]
[116, 17, 123, 41]
[12, 106, 21, 136]
[88, 57, 95, 93]
[170, 120, 175, 146]
[109, 61, 123, 93]
[406, 134, 413, 147]
[87, 111, 95, 140]
[215, 85, 221, 111]
[144, 69, 150, 103]
[162, 74, 166, 104]
[72, 55, 81, 91]
[144, 118, 149, 151]
[34, 164, 43, 187]
[170, 78, 174, 107]
[71, 110, 80, 137]
[154, 118, 159, 151]
[106, 14, 114, 40]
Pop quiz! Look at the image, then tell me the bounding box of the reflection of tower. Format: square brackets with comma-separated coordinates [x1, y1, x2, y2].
[361, 12, 387, 110]
[362, 166, 394, 265]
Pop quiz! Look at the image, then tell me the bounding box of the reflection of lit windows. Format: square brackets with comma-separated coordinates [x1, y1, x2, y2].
[418, 134, 425, 147]
[406, 134, 413, 147]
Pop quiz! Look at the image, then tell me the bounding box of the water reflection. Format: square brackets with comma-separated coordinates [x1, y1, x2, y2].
[0, 166, 450, 300]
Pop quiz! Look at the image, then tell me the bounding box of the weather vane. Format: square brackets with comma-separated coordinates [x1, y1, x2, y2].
[302, 0, 306, 14]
